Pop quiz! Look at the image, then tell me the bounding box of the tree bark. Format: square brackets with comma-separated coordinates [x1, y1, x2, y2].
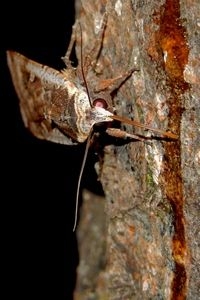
[73, 0, 200, 299]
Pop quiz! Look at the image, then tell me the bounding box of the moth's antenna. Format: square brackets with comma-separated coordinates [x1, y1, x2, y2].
[73, 129, 93, 231]
[72, 23, 95, 231]
[79, 22, 93, 107]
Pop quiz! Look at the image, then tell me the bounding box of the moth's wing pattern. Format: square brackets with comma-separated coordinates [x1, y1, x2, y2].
[7, 51, 77, 145]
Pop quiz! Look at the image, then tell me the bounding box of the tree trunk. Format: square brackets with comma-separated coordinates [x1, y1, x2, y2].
[73, 0, 200, 299]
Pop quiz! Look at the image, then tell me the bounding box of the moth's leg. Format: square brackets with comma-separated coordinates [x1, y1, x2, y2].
[106, 128, 150, 142]
[83, 13, 108, 75]
[62, 13, 107, 73]
[62, 22, 77, 68]
[95, 67, 139, 93]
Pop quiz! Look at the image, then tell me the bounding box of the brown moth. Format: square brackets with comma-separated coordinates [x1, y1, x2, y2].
[7, 51, 115, 145]
[7, 17, 178, 230]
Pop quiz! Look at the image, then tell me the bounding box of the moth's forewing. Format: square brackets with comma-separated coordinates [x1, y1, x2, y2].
[7, 51, 78, 145]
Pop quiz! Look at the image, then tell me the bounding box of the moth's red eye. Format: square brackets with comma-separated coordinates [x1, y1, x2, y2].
[93, 98, 108, 109]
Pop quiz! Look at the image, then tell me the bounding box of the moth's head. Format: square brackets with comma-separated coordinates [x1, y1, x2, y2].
[90, 92, 114, 113]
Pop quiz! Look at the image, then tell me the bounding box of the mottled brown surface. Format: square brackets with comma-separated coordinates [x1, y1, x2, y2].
[73, 0, 200, 299]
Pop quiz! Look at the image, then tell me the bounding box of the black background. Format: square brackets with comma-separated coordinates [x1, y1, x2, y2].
[1, 1, 103, 299]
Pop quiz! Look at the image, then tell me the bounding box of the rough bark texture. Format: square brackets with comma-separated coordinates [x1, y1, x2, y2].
[73, 0, 200, 299]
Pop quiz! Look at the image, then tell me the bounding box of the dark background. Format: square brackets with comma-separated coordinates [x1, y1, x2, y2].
[1, 1, 103, 299]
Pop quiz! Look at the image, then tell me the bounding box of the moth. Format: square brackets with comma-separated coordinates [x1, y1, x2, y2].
[7, 17, 177, 230]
